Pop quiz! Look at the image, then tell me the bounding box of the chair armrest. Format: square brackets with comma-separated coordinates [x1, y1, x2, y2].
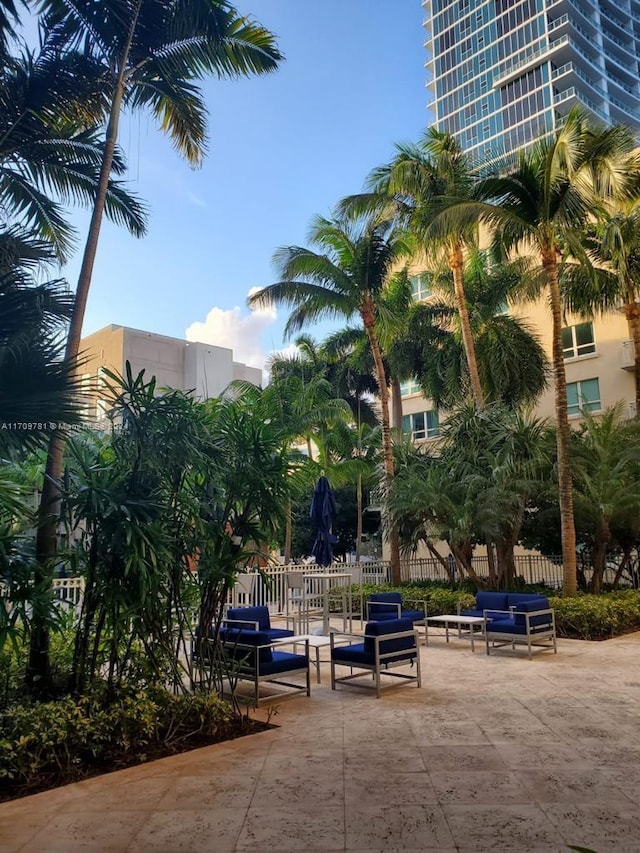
[223, 618, 260, 629]
[482, 609, 511, 621]
[329, 629, 362, 651]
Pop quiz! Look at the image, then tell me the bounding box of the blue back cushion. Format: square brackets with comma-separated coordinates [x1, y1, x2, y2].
[506, 594, 548, 608]
[369, 592, 402, 618]
[476, 592, 509, 612]
[513, 598, 551, 628]
[227, 606, 270, 631]
[224, 628, 272, 666]
[363, 618, 415, 657]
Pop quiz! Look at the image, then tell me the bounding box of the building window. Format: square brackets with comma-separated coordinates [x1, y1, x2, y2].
[566, 378, 601, 416]
[402, 409, 440, 440]
[400, 379, 422, 398]
[410, 273, 432, 301]
[562, 322, 596, 359]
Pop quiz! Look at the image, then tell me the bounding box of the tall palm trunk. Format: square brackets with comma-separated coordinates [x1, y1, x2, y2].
[355, 473, 363, 562]
[450, 243, 484, 410]
[624, 298, 640, 418]
[362, 303, 401, 585]
[30, 11, 140, 687]
[544, 245, 577, 597]
[391, 378, 403, 434]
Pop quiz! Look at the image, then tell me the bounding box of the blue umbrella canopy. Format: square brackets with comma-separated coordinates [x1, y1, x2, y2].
[310, 476, 337, 567]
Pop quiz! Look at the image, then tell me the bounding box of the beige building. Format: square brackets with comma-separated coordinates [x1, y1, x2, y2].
[79, 325, 262, 420]
[398, 274, 637, 441]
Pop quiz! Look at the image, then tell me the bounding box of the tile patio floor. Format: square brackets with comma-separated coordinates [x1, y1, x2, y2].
[1, 630, 640, 852]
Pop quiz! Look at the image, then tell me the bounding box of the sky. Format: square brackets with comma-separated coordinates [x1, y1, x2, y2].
[62, 1, 431, 371]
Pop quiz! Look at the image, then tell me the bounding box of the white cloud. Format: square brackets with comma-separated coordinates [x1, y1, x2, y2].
[185, 299, 277, 371]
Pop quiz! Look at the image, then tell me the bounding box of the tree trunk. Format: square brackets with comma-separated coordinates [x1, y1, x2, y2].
[284, 498, 292, 565]
[624, 299, 640, 418]
[355, 474, 363, 562]
[391, 378, 403, 434]
[590, 520, 611, 594]
[29, 71, 131, 688]
[361, 303, 401, 585]
[544, 245, 578, 596]
[450, 243, 484, 410]
[486, 542, 498, 588]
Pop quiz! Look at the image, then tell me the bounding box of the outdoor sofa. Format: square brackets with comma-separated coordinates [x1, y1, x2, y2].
[460, 591, 557, 659]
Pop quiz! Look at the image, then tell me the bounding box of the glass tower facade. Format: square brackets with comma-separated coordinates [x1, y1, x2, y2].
[423, 0, 640, 162]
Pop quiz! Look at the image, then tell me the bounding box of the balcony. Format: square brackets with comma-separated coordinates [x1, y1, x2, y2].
[621, 339, 636, 370]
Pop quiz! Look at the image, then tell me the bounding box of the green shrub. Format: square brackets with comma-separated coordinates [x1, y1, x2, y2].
[550, 590, 640, 640]
[0, 686, 233, 795]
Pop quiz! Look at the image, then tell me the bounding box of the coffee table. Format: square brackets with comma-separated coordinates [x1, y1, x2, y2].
[425, 615, 485, 652]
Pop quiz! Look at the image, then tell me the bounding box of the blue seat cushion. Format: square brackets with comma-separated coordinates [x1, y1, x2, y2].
[485, 618, 527, 636]
[260, 651, 308, 676]
[227, 606, 271, 631]
[332, 642, 371, 665]
[266, 627, 295, 640]
[224, 628, 272, 665]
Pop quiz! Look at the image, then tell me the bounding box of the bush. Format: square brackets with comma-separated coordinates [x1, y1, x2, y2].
[549, 590, 640, 640]
[0, 685, 235, 798]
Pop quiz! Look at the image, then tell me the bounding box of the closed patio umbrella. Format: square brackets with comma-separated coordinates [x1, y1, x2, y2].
[310, 475, 337, 567]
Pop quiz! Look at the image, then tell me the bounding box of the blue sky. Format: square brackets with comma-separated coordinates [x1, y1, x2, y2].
[65, 1, 430, 369]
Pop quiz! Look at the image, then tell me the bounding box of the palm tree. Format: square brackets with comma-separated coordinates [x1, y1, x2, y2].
[571, 404, 640, 593]
[0, 227, 85, 454]
[432, 110, 640, 595]
[342, 128, 485, 409]
[563, 199, 640, 417]
[1, 35, 147, 259]
[29, 0, 282, 686]
[249, 213, 414, 584]
[322, 420, 381, 562]
[269, 333, 378, 428]
[405, 251, 549, 409]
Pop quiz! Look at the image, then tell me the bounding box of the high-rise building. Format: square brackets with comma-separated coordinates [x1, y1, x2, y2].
[423, 0, 640, 164]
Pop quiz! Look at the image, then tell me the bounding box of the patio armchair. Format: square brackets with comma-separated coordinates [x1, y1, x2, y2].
[366, 592, 428, 643]
[330, 617, 422, 698]
[222, 628, 311, 707]
[224, 606, 294, 641]
[483, 599, 557, 659]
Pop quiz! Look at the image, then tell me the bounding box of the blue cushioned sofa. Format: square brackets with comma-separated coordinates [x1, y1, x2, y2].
[460, 592, 556, 659]
[330, 617, 422, 698]
[366, 592, 427, 643]
[222, 628, 310, 707]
